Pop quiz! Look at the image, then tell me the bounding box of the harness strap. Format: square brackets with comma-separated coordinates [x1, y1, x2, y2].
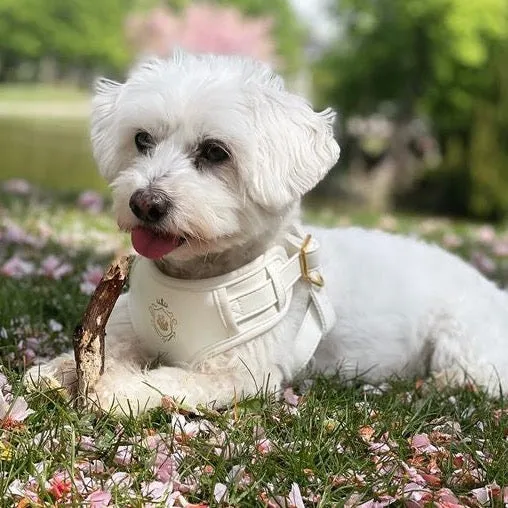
[191, 228, 335, 369]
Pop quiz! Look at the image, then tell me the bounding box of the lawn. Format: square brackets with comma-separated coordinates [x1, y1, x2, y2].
[0, 83, 100, 193]
[1, 181, 508, 507]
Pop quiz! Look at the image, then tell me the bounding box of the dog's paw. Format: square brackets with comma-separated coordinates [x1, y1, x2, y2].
[24, 357, 78, 399]
[83, 386, 154, 417]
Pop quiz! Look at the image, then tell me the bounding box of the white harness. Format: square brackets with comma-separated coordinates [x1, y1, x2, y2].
[128, 227, 336, 373]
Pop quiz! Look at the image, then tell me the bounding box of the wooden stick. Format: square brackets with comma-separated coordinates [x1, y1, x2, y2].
[73, 255, 132, 408]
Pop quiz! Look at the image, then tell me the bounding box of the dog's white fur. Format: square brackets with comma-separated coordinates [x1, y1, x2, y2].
[26, 52, 508, 414]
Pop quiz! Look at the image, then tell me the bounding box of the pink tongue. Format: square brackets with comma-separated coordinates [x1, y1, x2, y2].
[131, 227, 181, 259]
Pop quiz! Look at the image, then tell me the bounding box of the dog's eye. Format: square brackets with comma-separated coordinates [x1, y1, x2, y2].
[201, 141, 230, 164]
[135, 131, 155, 155]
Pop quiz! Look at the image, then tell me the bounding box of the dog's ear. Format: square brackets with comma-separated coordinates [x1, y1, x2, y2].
[246, 89, 340, 210]
[91, 78, 123, 181]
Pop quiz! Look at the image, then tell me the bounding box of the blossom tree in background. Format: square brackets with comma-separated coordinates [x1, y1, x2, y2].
[125, 3, 275, 63]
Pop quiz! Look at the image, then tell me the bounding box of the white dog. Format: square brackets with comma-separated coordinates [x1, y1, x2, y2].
[26, 52, 508, 414]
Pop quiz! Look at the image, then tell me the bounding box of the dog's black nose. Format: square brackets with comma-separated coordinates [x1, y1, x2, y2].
[129, 189, 172, 223]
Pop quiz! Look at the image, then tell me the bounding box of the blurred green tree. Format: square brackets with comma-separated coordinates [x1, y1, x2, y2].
[316, 0, 508, 219]
[0, 0, 303, 82]
[0, 0, 133, 80]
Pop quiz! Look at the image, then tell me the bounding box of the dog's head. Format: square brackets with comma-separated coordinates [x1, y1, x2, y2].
[91, 52, 340, 261]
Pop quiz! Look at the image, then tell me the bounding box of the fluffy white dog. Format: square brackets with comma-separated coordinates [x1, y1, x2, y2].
[26, 52, 508, 414]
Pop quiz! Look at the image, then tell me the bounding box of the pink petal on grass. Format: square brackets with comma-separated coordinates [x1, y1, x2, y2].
[154, 452, 179, 482]
[79, 435, 98, 452]
[441, 233, 463, 249]
[288, 483, 305, 508]
[85, 490, 112, 507]
[435, 488, 463, 508]
[39, 255, 73, 280]
[105, 472, 133, 490]
[283, 387, 300, 406]
[0, 392, 34, 422]
[114, 445, 133, 465]
[470, 482, 501, 505]
[141, 480, 173, 502]
[471, 251, 496, 274]
[0, 256, 35, 278]
[410, 433, 438, 453]
[80, 265, 106, 295]
[255, 438, 273, 455]
[78, 191, 104, 214]
[475, 225, 496, 244]
[213, 482, 228, 503]
[47, 473, 72, 501]
[403, 482, 432, 503]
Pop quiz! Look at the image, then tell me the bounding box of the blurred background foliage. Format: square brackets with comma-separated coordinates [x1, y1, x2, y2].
[315, 0, 508, 220]
[0, 0, 507, 220]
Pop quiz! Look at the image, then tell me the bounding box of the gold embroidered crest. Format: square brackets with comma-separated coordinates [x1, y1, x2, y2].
[149, 298, 177, 343]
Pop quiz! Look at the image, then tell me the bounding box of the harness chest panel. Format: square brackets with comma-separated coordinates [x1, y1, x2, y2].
[128, 228, 336, 369]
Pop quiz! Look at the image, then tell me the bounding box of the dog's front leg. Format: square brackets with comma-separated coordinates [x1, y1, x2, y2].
[88, 361, 284, 416]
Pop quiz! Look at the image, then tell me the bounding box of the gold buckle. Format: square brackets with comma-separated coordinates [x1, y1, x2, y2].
[299, 234, 324, 287]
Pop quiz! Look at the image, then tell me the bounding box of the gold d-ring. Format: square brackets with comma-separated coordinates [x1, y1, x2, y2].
[299, 234, 324, 287]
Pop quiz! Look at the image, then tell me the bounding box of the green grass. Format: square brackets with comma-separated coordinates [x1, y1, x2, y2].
[0, 84, 97, 191]
[2, 189, 508, 506]
[0, 84, 89, 102]
[0, 116, 105, 192]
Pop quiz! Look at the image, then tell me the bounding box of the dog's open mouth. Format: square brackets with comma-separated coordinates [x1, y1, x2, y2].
[131, 227, 185, 259]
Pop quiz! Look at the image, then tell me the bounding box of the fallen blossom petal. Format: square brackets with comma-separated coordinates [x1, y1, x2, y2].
[470, 482, 500, 506]
[503, 486, 508, 504]
[255, 438, 273, 454]
[213, 482, 228, 503]
[283, 387, 300, 406]
[420, 472, 441, 487]
[288, 482, 305, 508]
[105, 472, 133, 490]
[78, 191, 104, 214]
[493, 240, 508, 257]
[85, 490, 112, 507]
[475, 225, 496, 244]
[39, 255, 73, 280]
[344, 493, 365, 508]
[141, 481, 173, 502]
[76, 459, 105, 475]
[79, 436, 98, 452]
[471, 251, 496, 274]
[9, 396, 34, 422]
[80, 265, 105, 295]
[470, 486, 490, 505]
[450, 466, 486, 487]
[403, 482, 432, 503]
[435, 488, 463, 508]
[0, 392, 34, 422]
[227, 465, 246, 486]
[442, 233, 463, 249]
[369, 442, 391, 454]
[1, 256, 35, 278]
[114, 445, 133, 465]
[410, 433, 438, 453]
[48, 473, 72, 501]
[153, 452, 179, 482]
